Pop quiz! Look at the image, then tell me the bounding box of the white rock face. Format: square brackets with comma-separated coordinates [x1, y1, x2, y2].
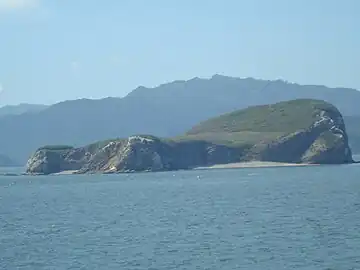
[128, 136, 154, 143]
[87, 136, 165, 172]
[300, 109, 353, 163]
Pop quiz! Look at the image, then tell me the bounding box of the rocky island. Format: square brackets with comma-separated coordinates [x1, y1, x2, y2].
[26, 99, 354, 175]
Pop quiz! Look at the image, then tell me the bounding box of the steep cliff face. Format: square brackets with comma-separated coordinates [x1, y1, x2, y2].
[26, 136, 243, 174]
[77, 136, 244, 173]
[78, 136, 174, 173]
[26, 99, 354, 175]
[251, 109, 353, 164]
[300, 109, 352, 163]
[26, 147, 91, 175]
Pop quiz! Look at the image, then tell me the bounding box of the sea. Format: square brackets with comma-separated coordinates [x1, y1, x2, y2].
[1, 161, 360, 269]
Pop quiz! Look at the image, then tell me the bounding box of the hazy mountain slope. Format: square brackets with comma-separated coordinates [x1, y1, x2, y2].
[1, 75, 360, 163]
[344, 116, 360, 152]
[0, 154, 19, 167]
[127, 75, 360, 118]
[0, 103, 48, 117]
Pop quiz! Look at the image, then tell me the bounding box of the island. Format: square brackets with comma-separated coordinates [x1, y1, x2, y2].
[26, 99, 354, 175]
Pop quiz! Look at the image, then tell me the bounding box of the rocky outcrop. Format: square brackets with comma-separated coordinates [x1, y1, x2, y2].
[25, 100, 354, 175]
[25, 147, 91, 175]
[26, 136, 245, 175]
[250, 109, 353, 164]
[73, 136, 243, 174]
[78, 136, 174, 174]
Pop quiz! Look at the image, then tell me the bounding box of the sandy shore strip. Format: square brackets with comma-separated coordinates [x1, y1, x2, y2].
[52, 170, 79, 175]
[194, 161, 316, 170]
[49, 162, 316, 175]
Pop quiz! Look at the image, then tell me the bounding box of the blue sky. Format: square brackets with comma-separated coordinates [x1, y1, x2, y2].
[0, 0, 359, 105]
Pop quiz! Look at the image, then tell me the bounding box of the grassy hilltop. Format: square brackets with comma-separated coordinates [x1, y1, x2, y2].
[173, 99, 340, 147]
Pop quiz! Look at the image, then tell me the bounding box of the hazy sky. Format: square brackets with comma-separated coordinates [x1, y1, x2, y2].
[0, 0, 359, 106]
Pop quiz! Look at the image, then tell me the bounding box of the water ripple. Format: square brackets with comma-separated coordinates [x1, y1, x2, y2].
[1, 165, 360, 269]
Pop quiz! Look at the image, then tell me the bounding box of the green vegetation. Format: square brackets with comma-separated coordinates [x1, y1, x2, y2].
[188, 99, 337, 135]
[84, 138, 121, 153]
[174, 99, 339, 148]
[38, 145, 74, 151]
[173, 131, 284, 147]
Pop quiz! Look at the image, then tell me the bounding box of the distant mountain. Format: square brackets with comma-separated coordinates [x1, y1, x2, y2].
[0, 103, 48, 117]
[1, 75, 360, 164]
[344, 116, 360, 153]
[0, 154, 19, 167]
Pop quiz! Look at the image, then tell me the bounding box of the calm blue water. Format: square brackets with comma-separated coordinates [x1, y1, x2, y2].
[1, 165, 360, 269]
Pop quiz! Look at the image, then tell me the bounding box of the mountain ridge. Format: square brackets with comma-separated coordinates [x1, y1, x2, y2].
[0, 103, 48, 117]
